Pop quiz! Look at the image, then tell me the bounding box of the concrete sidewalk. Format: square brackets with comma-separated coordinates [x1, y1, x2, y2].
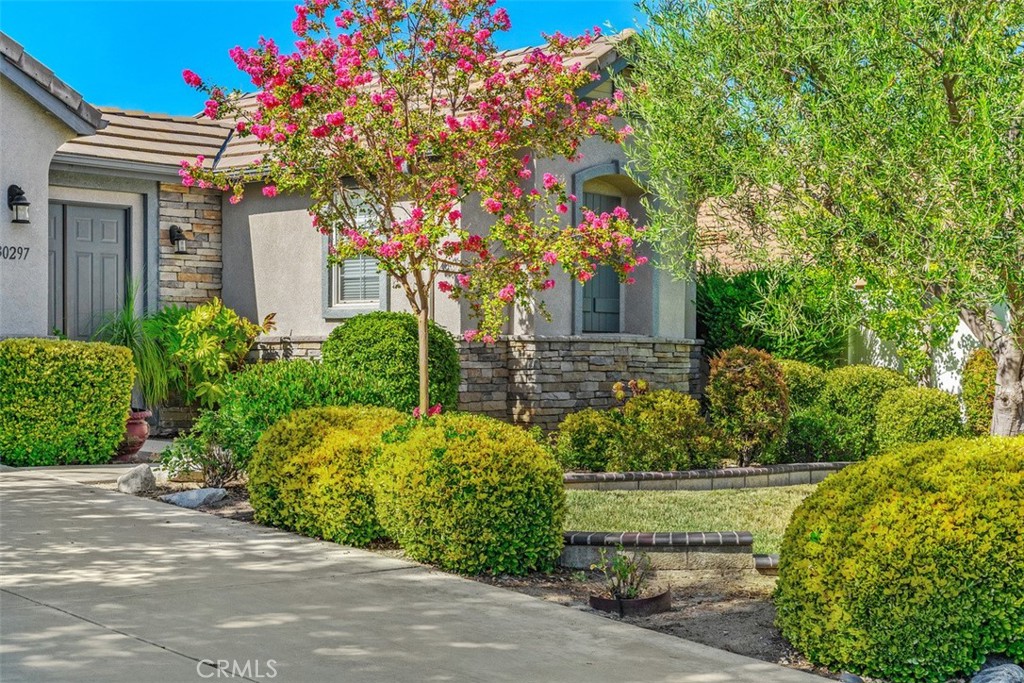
[0, 469, 829, 683]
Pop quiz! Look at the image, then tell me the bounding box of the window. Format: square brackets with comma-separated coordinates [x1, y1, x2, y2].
[330, 255, 380, 305]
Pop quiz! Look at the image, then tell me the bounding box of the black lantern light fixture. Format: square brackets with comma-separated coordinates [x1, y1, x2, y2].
[7, 185, 30, 224]
[168, 224, 188, 254]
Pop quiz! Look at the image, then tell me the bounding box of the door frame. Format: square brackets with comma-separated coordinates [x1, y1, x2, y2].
[49, 201, 133, 339]
[571, 162, 626, 335]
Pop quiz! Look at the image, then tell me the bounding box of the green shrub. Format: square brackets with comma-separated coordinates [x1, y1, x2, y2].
[818, 364, 911, 459]
[553, 408, 621, 472]
[0, 339, 134, 466]
[776, 437, 1024, 682]
[607, 390, 725, 471]
[374, 413, 564, 575]
[706, 347, 790, 465]
[321, 312, 460, 414]
[875, 387, 963, 453]
[248, 406, 405, 546]
[777, 359, 826, 410]
[696, 269, 848, 368]
[961, 347, 996, 436]
[781, 406, 859, 463]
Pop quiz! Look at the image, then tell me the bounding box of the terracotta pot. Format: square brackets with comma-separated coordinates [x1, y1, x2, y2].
[588, 589, 672, 618]
[115, 409, 153, 462]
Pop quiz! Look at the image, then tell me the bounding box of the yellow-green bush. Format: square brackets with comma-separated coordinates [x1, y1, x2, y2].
[875, 386, 963, 453]
[607, 389, 726, 471]
[777, 359, 827, 410]
[962, 347, 997, 436]
[373, 413, 565, 575]
[248, 406, 405, 546]
[553, 408, 621, 472]
[0, 338, 134, 466]
[776, 437, 1024, 682]
[819, 364, 911, 459]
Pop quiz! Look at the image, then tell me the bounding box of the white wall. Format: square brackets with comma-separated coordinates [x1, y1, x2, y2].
[0, 80, 77, 337]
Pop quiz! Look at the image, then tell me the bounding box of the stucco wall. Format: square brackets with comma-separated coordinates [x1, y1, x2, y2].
[0, 81, 77, 337]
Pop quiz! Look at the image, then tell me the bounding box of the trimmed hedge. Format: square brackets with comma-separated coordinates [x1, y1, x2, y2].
[962, 347, 996, 436]
[818, 365, 911, 459]
[706, 347, 790, 465]
[248, 406, 405, 546]
[875, 387, 963, 453]
[321, 312, 460, 413]
[374, 413, 564, 575]
[777, 359, 826, 410]
[781, 406, 859, 463]
[607, 389, 725, 471]
[776, 437, 1024, 682]
[0, 339, 134, 466]
[553, 408, 620, 472]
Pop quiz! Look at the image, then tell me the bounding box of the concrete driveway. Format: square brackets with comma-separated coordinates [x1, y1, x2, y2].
[0, 468, 829, 683]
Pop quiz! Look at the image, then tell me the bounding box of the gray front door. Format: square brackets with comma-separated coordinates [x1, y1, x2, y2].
[49, 204, 128, 340]
[581, 192, 622, 333]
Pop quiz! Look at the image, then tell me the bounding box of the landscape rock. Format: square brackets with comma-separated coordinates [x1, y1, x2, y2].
[159, 488, 226, 509]
[116, 465, 155, 494]
[972, 664, 1024, 683]
[839, 673, 864, 683]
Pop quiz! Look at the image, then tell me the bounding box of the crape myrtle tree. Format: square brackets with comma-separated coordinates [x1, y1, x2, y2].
[625, 0, 1024, 435]
[181, 0, 644, 414]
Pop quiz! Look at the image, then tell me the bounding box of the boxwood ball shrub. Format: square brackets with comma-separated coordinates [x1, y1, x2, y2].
[248, 406, 405, 546]
[706, 347, 790, 466]
[781, 406, 858, 463]
[607, 389, 725, 472]
[961, 347, 997, 436]
[777, 359, 827, 410]
[776, 437, 1024, 682]
[374, 413, 564, 575]
[320, 312, 460, 413]
[818, 364, 911, 459]
[875, 386, 963, 453]
[553, 408, 621, 472]
[0, 339, 134, 466]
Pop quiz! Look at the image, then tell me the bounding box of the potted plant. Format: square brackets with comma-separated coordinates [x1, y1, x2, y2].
[94, 280, 170, 460]
[588, 546, 672, 617]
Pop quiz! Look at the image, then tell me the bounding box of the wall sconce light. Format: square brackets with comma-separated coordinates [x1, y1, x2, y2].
[7, 185, 30, 224]
[168, 224, 188, 254]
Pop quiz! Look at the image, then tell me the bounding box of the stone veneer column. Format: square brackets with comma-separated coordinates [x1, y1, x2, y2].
[158, 183, 222, 305]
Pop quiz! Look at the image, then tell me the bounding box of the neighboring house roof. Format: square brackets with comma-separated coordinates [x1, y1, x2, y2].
[55, 108, 232, 175]
[53, 31, 631, 176]
[0, 32, 104, 135]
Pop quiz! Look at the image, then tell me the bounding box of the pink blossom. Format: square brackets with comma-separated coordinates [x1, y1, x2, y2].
[326, 111, 345, 126]
[483, 198, 503, 213]
[229, 195, 241, 205]
[542, 251, 558, 265]
[625, 277, 636, 285]
[542, 173, 558, 190]
[556, 203, 568, 214]
[428, 403, 443, 416]
[542, 279, 555, 290]
[636, 256, 649, 266]
[463, 330, 478, 342]
[377, 241, 403, 258]
[448, 210, 462, 222]
[262, 185, 278, 198]
[182, 69, 203, 87]
[438, 281, 453, 293]
[412, 406, 421, 418]
[498, 284, 516, 302]
[456, 273, 471, 288]
[203, 99, 219, 118]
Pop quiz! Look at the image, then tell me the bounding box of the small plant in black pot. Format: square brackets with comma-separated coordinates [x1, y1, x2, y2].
[588, 546, 671, 617]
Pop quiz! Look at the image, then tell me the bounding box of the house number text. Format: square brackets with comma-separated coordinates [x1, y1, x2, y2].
[0, 246, 30, 260]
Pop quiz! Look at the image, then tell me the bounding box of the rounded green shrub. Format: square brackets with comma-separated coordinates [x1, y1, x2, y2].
[0, 339, 134, 466]
[373, 413, 565, 575]
[607, 390, 725, 471]
[553, 408, 621, 472]
[961, 347, 996, 436]
[248, 406, 406, 546]
[776, 437, 1024, 682]
[321, 312, 460, 413]
[875, 386, 963, 453]
[781, 406, 859, 463]
[706, 347, 790, 465]
[818, 364, 911, 459]
[777, 359, 826, 410]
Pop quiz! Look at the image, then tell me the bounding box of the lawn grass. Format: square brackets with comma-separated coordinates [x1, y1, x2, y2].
[564, 484, 817, 555]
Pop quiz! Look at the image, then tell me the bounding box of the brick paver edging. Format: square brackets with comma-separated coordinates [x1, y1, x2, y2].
[563, 462, 852, 491]
[564, 530, 753, 548]
[559, 530, 755, 571]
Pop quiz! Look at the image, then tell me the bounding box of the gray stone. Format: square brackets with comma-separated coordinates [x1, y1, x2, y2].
[159, 488, 226, 509]
[116, 465, 155, 495]
[972, 664, 1024, 683]
[839, 674, 863, 683]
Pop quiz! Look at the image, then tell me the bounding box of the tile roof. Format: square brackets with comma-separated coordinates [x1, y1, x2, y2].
[0, 32, 104, 134]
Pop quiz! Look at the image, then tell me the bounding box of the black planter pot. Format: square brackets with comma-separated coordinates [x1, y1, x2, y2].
[588, 589, 672, 618]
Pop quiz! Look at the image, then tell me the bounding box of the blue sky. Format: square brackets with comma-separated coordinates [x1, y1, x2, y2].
[0, 0, 642, 116]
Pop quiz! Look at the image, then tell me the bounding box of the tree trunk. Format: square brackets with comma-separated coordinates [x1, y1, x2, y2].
[417, 307, 430, 416]
[991, 342, 1024, 436]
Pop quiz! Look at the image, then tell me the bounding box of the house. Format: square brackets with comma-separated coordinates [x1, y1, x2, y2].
[0, 31, 702, 430]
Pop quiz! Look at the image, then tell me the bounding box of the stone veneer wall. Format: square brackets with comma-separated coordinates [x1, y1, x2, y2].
[460, 335, 705, 430]
[158, 183, 222, 305]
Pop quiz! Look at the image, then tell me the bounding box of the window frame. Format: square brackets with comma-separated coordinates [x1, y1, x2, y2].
[321, 202, 388, 319]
